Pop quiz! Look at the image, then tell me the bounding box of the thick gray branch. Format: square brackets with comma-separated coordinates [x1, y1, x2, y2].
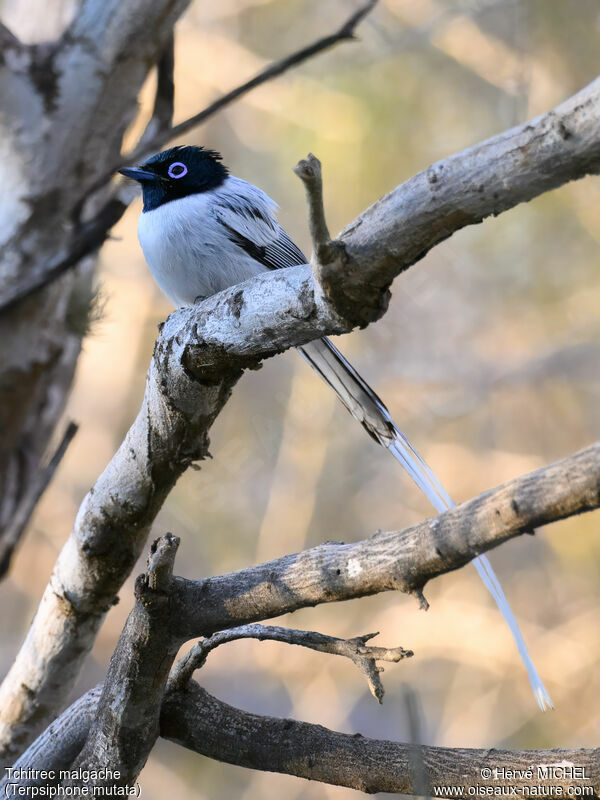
[62, 535, 182, 787]
[9, 675, 600, 796]
[168, 441, 599, 636]
[0, 350, 238, 765]
[50, 0, 379, 265]
[0, 687, 102, 794]
[161, 681, 600, 795]
[7, 430, 596, 784]
[334, 76, 600, 325]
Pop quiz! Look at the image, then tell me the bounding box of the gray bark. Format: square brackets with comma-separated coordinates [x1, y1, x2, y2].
[0, 0, 190, 574]
[161, 682, 600, 795]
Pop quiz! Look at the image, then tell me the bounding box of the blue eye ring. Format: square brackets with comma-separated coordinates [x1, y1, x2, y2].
[168, 162, 188, 179]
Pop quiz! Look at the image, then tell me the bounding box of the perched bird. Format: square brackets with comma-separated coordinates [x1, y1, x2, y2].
[120, 145, 552, 710]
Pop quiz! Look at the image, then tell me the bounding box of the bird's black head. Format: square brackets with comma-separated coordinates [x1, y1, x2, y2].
[119, 146, 229, 211]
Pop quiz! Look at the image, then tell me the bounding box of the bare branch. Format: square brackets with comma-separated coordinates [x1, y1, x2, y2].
[161, 681, 600, 795]
[0, 334, 240, 764]
[333, 77, 600, 326]
[293, 152, 338, 267]
[169, 625, 413, 701]
[293, 154, 331, 251]
[0, 421, 78, 577]
[0, 0, 193, 597]
[0, 197, 128, 314]
[138, 33, 175, 148]
[5, 677, 600, 796]
[294, 152, 354, 311]
[167, 441, 599, 637]
[402, 686, 430, 798]
[63, 534, 182, 788]
[0, 334, 597, 764]
[124, 0, 378, 166]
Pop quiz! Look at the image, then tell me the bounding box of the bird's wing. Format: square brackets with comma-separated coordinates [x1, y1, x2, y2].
[213, 178, 308, 270]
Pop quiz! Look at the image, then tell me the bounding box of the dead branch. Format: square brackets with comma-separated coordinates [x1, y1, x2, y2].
[62, 534, 182, 788]
[161, 681, 600, 795]
[168, 625, 413, 702]
[160, 442, 599, 637]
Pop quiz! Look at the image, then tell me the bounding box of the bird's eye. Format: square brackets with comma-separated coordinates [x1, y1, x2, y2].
[168, 162, 188, 179]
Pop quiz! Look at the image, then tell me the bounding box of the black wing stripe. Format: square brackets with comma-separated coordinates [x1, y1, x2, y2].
[220, 220, 274, 269]
[219, 219, 307, 271]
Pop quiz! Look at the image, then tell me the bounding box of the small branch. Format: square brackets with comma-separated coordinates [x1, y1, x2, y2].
[79, 0, 378, 205]
[169, 625, 413, 702]
[0, 421, 78, 578]
[124, 0, 377, 166]
[5, 677, 600, 796]
[402, 685, 430, 799]
[161, 681, 600, 795]
[141, 33, 175, 147]
[145, 531, 179, 592]
[164, 441, 600, 640]
[69, 33, 175, 228]
[294, 152, 354, 317]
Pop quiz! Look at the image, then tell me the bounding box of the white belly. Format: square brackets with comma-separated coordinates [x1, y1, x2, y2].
[137, 193, 268, 307]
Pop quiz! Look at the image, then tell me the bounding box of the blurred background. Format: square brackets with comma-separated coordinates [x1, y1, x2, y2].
[1, 0, 600, 797]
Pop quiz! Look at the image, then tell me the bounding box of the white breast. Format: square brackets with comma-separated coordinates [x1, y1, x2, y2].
[137, 180, 270, 307]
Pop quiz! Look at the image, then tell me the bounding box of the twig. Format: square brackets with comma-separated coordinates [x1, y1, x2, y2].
[7, 675, 600, 796]
[403, 685, 430, 799]
[77, 0, 377, 210]
[145, 531, 179, 592]
[70, 34, 175, 227]
[0, 421, 78, 577]
[125, 0, 377, 166]
[293, 152, 351, 314]
[141, 33, 175, 147]
[169, 625, 413, 702]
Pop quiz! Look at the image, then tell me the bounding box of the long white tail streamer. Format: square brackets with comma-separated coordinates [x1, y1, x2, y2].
[389, 430, 553, 711]
[299, 338, 552, 711]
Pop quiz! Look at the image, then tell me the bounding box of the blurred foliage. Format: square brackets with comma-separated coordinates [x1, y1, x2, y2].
[1, 0, 600, 797]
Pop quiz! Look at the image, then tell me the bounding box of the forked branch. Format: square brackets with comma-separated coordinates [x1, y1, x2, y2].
[169, 625, 413, 702]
